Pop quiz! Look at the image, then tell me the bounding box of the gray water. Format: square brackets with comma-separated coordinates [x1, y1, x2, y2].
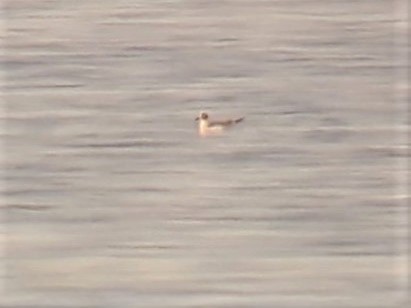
[1, 1, 409, 307]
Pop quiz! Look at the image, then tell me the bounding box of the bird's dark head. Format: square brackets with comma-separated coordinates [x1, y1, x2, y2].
[195, 112, 209, 121]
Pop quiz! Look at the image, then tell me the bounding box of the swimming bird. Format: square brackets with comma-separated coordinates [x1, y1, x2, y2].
[195, 112, 244, 136]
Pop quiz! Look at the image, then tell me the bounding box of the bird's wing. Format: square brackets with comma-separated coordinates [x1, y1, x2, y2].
[208, 120, 234, 127]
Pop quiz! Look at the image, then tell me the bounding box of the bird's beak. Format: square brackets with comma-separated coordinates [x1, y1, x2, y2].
[195, 117, 199, 121]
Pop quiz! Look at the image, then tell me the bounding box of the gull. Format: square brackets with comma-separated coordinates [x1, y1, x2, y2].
[195, 112, 244, 136]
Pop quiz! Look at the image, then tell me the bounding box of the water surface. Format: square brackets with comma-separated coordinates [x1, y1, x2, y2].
[2, 1, 408, 307]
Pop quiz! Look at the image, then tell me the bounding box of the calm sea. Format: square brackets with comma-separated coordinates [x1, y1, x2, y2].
[1, 0, 408, 307]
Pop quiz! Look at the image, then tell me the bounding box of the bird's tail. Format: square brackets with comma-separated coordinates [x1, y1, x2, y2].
[234, 117, 244, 123]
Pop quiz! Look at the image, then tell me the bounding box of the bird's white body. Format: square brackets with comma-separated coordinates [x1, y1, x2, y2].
[198, 118, 225, 136]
